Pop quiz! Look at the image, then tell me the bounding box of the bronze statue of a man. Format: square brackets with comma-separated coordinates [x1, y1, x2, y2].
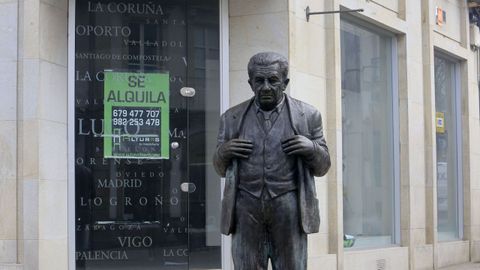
[213, 52, 330, 270]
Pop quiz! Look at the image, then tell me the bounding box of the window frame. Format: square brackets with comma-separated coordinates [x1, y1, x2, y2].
[340, 15, 401, 248]
[433, 50, 464, 241]
[67, 0, 232, 269]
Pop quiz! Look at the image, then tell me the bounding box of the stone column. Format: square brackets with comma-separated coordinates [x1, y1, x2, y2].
[0, 0, 19, 267]
[323, 0, 344, 266]
[288, 0, 337, 268]
[399, 1, 430, 269]
[16, 0, 68, 269]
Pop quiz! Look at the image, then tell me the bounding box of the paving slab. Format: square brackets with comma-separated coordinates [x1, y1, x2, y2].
[439, 263, 480, 270]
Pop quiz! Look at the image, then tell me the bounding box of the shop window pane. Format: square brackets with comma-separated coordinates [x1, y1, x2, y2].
[74, 0, 222, 269]
[434, 55, 461, 241]
[341, 19, 398, 248]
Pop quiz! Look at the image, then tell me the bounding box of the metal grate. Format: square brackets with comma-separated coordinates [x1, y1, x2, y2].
[376, 259, 386, 270]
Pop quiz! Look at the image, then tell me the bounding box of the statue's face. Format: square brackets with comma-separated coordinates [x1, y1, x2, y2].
[249, 63, 289, 111]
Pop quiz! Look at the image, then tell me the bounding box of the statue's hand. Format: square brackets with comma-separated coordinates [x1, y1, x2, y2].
[281, 135, 315, 157]
[218, 139, 253, 162]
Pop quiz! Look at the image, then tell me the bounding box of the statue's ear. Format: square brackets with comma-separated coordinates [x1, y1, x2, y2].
[284, 78, 290, 87]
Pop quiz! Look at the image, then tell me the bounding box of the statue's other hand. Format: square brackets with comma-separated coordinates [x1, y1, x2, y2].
[218, 139, 254, 161]
[281, 135, 315, 157]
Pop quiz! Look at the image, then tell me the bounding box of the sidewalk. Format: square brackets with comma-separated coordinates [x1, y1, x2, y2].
[439, 263, 480, 269]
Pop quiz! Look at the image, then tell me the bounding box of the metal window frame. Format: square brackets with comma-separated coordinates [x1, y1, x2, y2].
[219, 0, 232, 269]
[67, 0, 75, 268]
[340, 15, 401, 247]
[67, 0, 231, 268]
[455, 60, 464, 241]
[392, 36, 401, 246]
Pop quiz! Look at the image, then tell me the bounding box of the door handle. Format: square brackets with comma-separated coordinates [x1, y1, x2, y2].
[180, 182, 196, 193]
[171, 142, 179, 149]
[180, 87, 196, 97]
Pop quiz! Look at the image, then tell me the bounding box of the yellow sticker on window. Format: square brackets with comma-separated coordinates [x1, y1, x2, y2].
[436, 112, 445, 133]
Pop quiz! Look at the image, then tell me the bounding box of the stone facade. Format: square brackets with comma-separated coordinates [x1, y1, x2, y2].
[0, 0, 479, 269]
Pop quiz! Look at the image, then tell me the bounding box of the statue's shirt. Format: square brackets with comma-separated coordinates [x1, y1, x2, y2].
[238, 99, 297, 198]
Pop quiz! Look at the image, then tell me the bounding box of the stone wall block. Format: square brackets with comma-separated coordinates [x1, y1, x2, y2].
[307, 254, 336, 270]
[0, 178, 17, 240]
[38, 120, 67, 181]
[411, 187, 426, 229]
[39, 0, 66, 12]
[22, 0, 40, 59]
[307, 233, 328, 257]
[0, 264, 24, 270]
[406, 60, 424, 105]
[38, 180, 66, 240]
[344, 247, 409, 270]
[0, 240, 16, 263]
[229, 0, 286, 17]
[400, 185, 410, 230]
[471, 153, 480, 190]
[228, 70, 250, 107]
[0, 2, 18, 61]
[290, 18, 325, 77]
[21, 120, 38, 179]
[288, 71, 326, 113]
[0, 61, 18, 121]
[21, 59, 39, 120]
[37, 239, 66, 270]
[471, 189, 480, 226]
[437, 241, 470, 268]
[0, 121, 17, 179]
[21, 239, 38, 270]
[229, 13, 289, 72]
[22, 180, 38, 240]
[408, 162, 426, 189]
[471, 240, 480, 262]
[39, 3, 66, 66]
[413, 245, 434, 270]
[315, 179, 328, 235]
[38, 61, 67, 123]
[469, 121, 480, 155]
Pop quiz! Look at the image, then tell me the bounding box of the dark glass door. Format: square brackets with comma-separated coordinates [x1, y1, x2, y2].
[74, 0, 221, 269]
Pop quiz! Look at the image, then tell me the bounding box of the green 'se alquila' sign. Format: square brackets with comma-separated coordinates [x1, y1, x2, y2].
[103, 71, 170, 159]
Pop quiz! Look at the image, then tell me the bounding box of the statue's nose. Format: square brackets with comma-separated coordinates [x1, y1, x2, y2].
[260, 81, 271, 91]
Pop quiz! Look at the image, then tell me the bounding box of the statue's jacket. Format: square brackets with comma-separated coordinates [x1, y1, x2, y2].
[213, 95, 331, 235]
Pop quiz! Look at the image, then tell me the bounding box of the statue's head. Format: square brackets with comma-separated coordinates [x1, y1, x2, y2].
[247, 52, 289, 111]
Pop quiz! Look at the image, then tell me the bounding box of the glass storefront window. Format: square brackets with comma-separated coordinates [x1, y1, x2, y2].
[340, 18, 399, 249]
[73, 0, 222, 269]
[434, 54, 462, 241]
